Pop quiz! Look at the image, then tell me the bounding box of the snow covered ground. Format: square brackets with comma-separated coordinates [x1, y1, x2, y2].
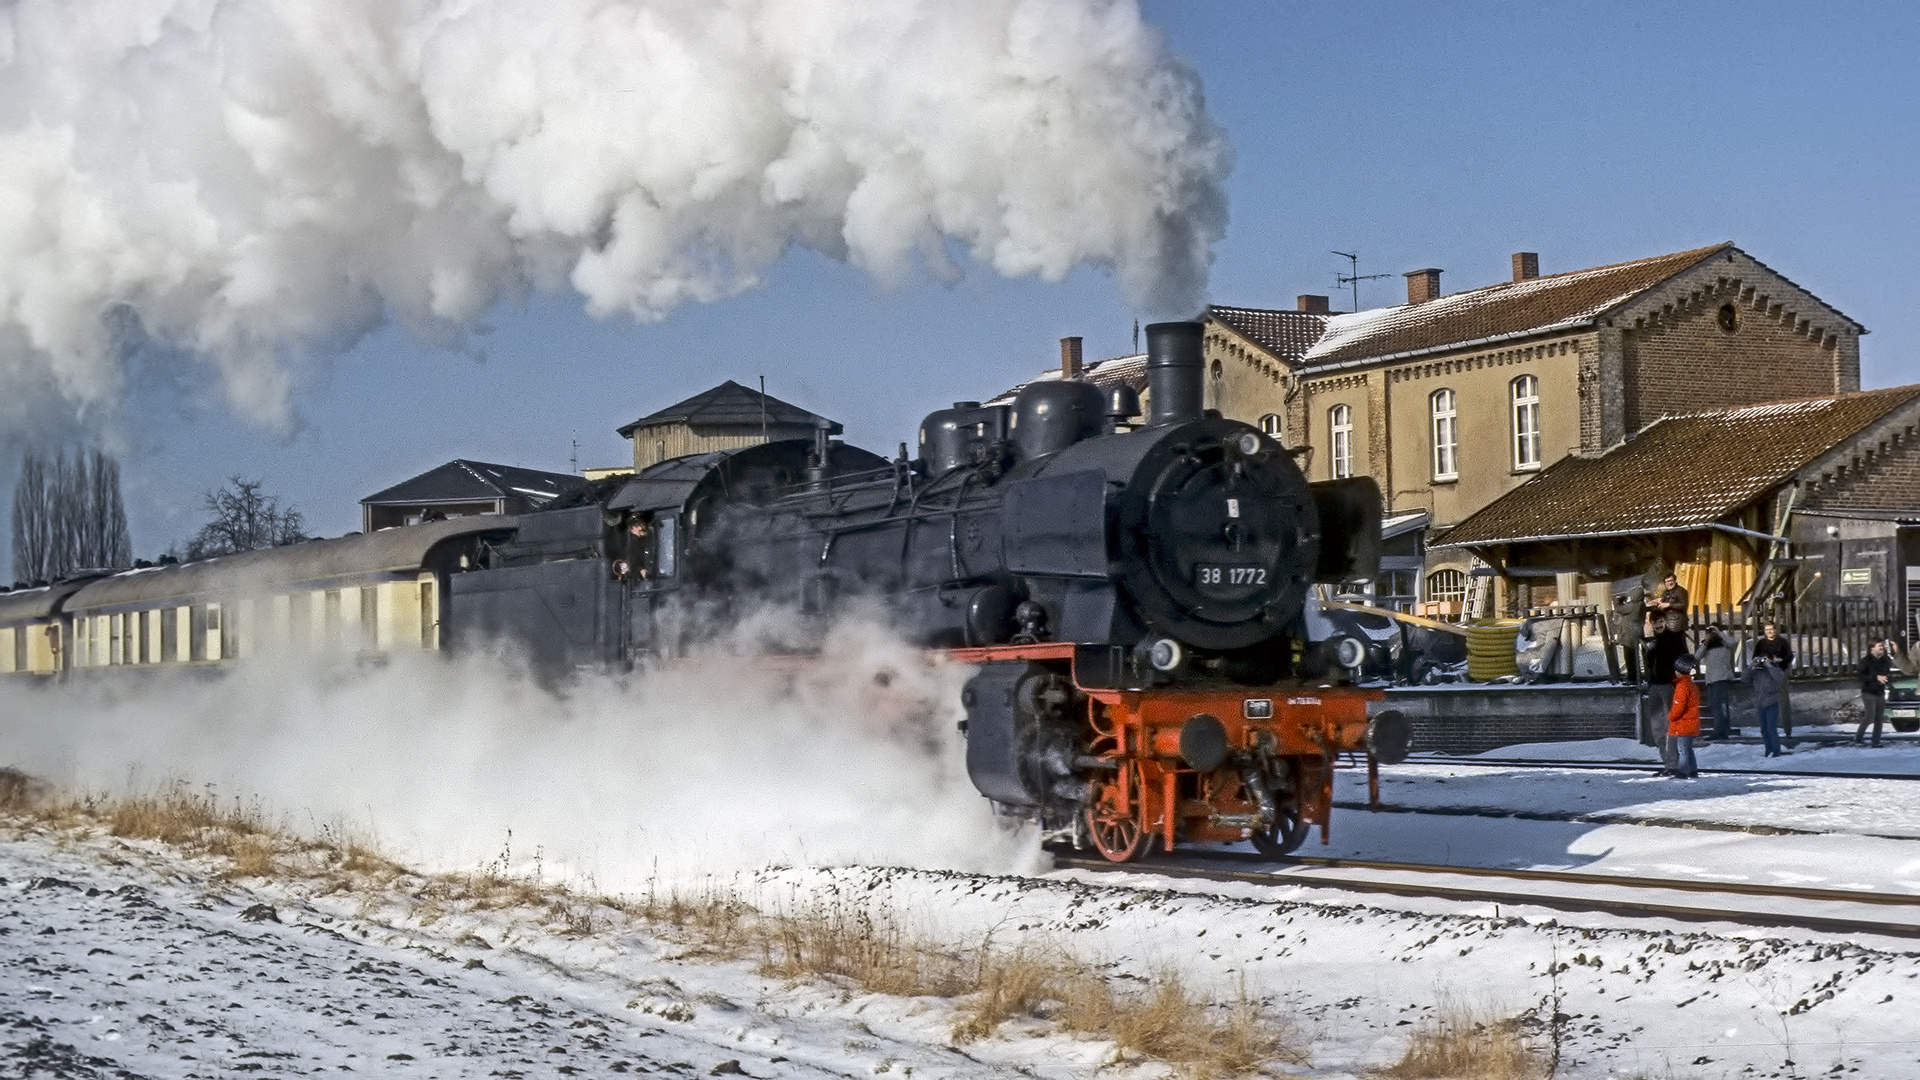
[12, 746, 1920, 1079]
[10, 645, 1920, 1080]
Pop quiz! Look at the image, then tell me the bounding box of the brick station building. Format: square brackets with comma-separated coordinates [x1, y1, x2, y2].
[1201, 243, 1865, 610]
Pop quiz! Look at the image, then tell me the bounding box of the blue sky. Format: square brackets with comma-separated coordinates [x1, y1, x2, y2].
[118, 0, 1920, 551]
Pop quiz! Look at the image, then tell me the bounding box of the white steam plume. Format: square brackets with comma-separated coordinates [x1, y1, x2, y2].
[0, 616, 1038, 886]
[0, 0, 1230, 432]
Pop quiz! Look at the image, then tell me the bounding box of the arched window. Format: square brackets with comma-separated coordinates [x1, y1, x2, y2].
[1426, 569, 1467, 604]
[1328, 404, 1354, 479]
[1430, 389, 1458, 480]
[1258, 413, 1283, 437]
[1511, 375, 1542, 470]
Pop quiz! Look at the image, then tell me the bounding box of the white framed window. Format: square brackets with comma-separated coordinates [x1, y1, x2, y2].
[1431, 388, 1458, 480]
[1511, 374, 1542, 470]
[1258, 413, 1282, 437]
[1426, 569, 1467, 604]
[1328, 404, 1354, 479]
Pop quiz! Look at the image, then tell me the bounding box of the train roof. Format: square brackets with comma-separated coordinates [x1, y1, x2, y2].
[0, 578, 98, 623]
[63, 517, 520, 610]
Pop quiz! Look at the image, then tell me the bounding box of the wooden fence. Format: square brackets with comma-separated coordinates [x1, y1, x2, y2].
[1518, 599, 1898, 681]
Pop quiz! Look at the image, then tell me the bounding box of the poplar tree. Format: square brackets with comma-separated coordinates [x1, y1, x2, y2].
[9, 448, 133, 583]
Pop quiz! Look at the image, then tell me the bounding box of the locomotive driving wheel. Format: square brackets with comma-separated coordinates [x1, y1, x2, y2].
[1084, 761, 1149, 862]
[1250, 797, 1312, 857]
[1250, 764, 1312, 858]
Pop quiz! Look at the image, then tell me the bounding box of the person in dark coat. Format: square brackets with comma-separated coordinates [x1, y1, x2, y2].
[1641, 571, 1689, 753]
[1647, 573, 1689, 633]
[1749, 650, 1787, 757]
[1644, 616, 1685, 758]
[1699, 625, 1736, 740]
[1752, 621, 1794, 739]
[1857, 639, 1894, 747]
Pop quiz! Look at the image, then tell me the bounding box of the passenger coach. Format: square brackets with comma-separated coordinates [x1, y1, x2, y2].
[0, 518, 515, 677]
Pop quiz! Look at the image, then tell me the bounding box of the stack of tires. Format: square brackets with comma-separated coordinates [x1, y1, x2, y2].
[1466, 621, 1522, 681]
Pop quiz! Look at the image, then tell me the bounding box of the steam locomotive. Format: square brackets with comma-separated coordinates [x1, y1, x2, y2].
[0, 321, 1405, 862]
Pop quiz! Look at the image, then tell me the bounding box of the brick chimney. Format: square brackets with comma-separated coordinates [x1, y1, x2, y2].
[1060, 336, 1083, 379]
[1404, 268, 1443, 305]
[1512, 252, 1540, 282]
[1295, 294, 1331, 315]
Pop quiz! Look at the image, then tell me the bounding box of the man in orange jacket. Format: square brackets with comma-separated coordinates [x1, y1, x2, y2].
[1667, 654, 1701, 779]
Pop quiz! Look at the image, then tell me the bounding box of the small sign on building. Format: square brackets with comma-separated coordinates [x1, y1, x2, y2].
[1841, 567, 1874, 586]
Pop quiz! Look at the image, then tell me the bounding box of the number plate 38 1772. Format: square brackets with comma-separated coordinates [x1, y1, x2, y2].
[1195, 564, 1267, 589]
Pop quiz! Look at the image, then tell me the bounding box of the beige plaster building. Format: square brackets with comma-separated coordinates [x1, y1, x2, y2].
[1204, 244, 1864, 608]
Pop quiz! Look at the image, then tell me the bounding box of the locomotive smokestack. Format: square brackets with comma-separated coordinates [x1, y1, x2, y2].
[1144, 321, 1205, 428]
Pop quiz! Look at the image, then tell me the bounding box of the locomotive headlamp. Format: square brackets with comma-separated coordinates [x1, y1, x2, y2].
[1333, 635, 1366, 670]
[1235, 432, 1262, 456]
[1146, 637, 1184, 672]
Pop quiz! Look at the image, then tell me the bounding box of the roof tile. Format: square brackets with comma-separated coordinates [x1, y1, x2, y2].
[1207, 306, 1331, 363]
[361, 460, 583, 507]
[1439, 385, 1920, 546]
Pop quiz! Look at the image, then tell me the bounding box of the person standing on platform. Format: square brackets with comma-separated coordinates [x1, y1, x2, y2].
[1668, 654, 1701, 779]
[1643, 571, 1689, 757]
[1750, 651, 1787, 757]
[1857, 639, 1893, 747]
[1752, 621, 1795, 740]
[1700, 625, 1735, 740]
[1648, 573, 1689, 635]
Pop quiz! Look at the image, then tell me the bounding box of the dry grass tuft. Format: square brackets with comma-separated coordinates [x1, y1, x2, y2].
[1376, 998, 1547, 1080]
[757, 898, 970, 998]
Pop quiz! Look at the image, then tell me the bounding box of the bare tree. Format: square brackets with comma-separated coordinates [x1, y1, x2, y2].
[11, 453, 52, 583]
[186, 476, 308, 559]
[10, 448, 133, 584]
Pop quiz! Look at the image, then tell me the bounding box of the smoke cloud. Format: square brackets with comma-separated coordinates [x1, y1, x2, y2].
[0, 616, 1039, 887]
[0, 0, 1230, 433]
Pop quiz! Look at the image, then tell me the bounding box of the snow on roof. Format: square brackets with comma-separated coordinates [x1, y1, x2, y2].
[1301, 244, 1733, 370]
[986, 353, 1146, 406]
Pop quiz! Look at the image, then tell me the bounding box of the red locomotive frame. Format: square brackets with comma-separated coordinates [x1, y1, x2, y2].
[949, 641, 1385, 862]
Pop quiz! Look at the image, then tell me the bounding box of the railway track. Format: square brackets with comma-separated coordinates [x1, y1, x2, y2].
[1048, 847, 1920, 939]
[1402, 754, 1920, 783]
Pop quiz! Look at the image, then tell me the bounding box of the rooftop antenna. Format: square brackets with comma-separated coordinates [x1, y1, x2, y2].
[759, 375, 768, 443]
[570, 431, 579, 474]
[1132, 319, 1140, 354]
[1332, 251, 1393, 313]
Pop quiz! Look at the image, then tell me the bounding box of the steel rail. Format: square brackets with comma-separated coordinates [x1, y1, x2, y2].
[1048, 848, 1920, 939]
[1400, 755, 1920, 783]
[1397, 753, 1920, 776]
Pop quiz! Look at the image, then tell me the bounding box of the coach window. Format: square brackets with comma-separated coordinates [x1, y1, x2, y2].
[1328, 404, 1354, 479]
[1431, 388, 1459, 481]
[1511, 374, 1542, 471]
